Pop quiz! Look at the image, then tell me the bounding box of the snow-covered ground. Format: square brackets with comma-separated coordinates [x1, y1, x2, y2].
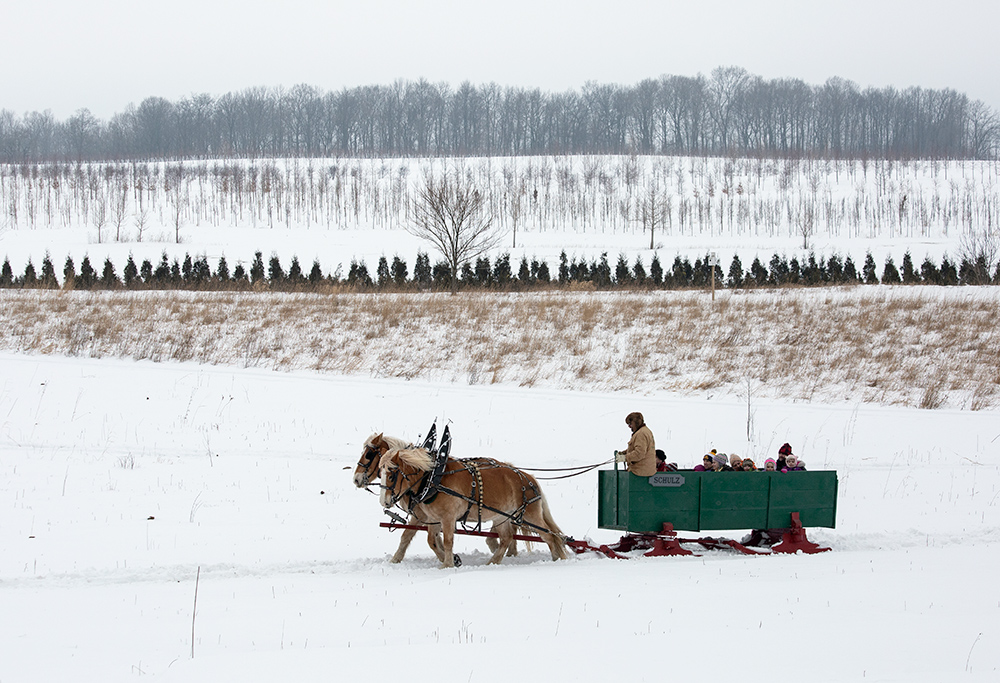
[2, 152, 999, 681]
[2, 352, 998, 682]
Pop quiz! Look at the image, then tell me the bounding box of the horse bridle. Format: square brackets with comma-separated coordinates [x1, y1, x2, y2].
[380, 458, 429, 511]
[357, 443, 382, 487]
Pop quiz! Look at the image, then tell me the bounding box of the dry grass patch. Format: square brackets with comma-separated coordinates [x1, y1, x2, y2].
[2, 288, 999, 409]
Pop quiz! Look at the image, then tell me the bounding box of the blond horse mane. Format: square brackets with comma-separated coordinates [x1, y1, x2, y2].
[365, 433, 410, 451]
[381, 446, 436, 472]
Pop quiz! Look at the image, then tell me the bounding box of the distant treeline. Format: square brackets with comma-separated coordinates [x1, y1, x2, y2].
[3, 68, 998, 163]
[3, 250, 997, 292]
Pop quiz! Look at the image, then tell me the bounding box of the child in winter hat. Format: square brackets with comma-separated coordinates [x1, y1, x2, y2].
[764, 458, 777, 471]
[783, 455, 806, 472]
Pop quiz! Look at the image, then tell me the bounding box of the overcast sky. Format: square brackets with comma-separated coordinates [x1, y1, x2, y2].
[6, 0, 1000, 121]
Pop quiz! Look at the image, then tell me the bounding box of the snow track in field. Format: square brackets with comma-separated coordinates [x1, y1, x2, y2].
[2, 353, 999, 682]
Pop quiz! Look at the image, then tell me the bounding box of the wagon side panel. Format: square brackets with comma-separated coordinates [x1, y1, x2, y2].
[597, 470, 625, 530]
[699, 474, 770, 530]
[766, 471, 838, 528]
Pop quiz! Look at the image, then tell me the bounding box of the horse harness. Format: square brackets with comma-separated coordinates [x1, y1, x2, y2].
[391, 457, 549, 537]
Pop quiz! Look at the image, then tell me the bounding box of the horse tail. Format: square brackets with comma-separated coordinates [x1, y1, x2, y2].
[539, 493, 568, 559]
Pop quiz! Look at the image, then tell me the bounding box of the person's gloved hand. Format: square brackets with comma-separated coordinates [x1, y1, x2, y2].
[614, 451, 627, 463]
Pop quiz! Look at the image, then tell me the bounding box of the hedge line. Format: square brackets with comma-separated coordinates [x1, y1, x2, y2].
[2, 249, 998, 292]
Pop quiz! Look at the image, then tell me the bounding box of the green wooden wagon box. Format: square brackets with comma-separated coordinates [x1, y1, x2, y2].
[598, 468, 838, 533]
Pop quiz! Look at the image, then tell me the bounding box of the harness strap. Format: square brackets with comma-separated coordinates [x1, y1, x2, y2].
[435, 483, 560, 538]
[456, 460, 484, 529]
[435, 465, 555, 538]
[389, 455, 564, 541]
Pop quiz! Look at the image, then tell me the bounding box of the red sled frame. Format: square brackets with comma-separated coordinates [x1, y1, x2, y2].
[380, 510, 829, 560]
[606, 512, 830, 557]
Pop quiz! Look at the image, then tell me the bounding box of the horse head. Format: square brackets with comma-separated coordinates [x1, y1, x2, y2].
[378, 447, 434, 509]
[355, 433, 416, 488]
[354, 433, 386, 488]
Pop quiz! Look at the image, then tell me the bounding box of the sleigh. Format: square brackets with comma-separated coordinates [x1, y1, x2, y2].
[363, 423, 838, 563]
[595, 465, 838, 556]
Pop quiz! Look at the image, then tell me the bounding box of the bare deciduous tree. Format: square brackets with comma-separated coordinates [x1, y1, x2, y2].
[111, 180, 129, 241]
[92, 198, 107, 244]
[407, 169, 502, 294]
[134, 207, 148, 243]
[506, 177, 526, 249]
[636, 179, 669, 249]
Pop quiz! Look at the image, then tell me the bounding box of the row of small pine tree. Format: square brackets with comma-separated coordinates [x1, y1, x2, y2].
[1, 250, 998, 291]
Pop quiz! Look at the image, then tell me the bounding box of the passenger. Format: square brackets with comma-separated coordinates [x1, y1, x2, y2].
[782, 455, 806, 472]
[694, 454, 713, 471]
[777, 443, 793, 470]
[729, 453, 744, 471]
[764, 458, 777, 471]
[614, 412, 656, 476]
[655, 449, 671, 472]
[742, 458, 757, 471]
[711, 452, 732, 471]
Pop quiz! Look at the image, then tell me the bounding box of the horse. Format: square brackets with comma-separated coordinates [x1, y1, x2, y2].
[355, 433, 519, 563]
[379, 446, 567, 568]
[354, 433, 448, 563]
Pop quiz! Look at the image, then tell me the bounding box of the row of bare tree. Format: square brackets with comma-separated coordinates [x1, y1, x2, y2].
[3, 69, 998, 163]
[3, 156, 996, 251]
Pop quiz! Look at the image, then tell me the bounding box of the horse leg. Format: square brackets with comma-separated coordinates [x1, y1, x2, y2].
[506, 526, 520, 556]
[390, 513, 422, 563]
[390, 526, 417, 563]
[488, 522, 515, 564]
[391, 516, 445, 563]
[484, 523, 517, 555]
[424, 524, 446, 562]
[540, 531, 567, 561]
[440, 523, 457, 568]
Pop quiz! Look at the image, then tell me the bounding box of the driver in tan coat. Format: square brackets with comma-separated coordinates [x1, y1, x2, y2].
[615, 412, 656, 476]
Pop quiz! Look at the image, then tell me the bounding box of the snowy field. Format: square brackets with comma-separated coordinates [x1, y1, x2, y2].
[2, 352, 999, 682]
[2, 151, 999, 681]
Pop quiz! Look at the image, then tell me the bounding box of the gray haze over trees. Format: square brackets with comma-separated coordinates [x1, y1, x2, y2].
[1, 67, 998, 163]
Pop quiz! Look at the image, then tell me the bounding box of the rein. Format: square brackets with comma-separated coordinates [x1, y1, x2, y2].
[519, 459, 614, 480]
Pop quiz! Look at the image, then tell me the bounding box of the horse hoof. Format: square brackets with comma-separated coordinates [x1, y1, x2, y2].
[453, 554, 462, 567]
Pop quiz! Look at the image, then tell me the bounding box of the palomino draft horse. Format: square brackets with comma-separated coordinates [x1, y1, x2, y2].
[379, 446, 568, 567]
[355, 433, 446, 563]
[355, 433, 519, 563]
